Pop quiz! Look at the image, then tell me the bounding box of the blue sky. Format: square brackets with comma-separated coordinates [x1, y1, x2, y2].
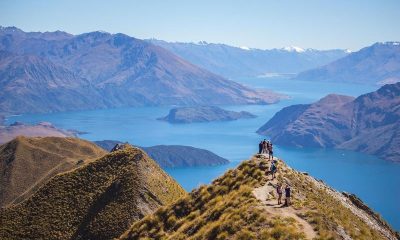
[0, 0, 399, 50]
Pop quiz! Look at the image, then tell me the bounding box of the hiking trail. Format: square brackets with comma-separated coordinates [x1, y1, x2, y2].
[252, 156, 317, 240]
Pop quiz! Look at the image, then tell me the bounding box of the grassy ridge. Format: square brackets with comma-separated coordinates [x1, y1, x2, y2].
[0, 146, 186, 239]
[120, 159, 306, 239]
[120, 156, 395, 240]
[0, 136, 107, 207]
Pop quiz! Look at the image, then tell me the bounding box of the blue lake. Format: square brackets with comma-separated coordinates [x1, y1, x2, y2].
[6, 78, 400, 230]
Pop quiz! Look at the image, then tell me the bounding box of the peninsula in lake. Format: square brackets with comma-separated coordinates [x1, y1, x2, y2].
[158, 106, 256, 123]
[94, 140, 230, 168]
[257, 82, 400, 162]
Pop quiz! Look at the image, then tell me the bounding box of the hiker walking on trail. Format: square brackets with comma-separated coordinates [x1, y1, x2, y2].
[270, 160, 277, 180]
[258, 140, 263, 154]
[268, 141, 273, 160]
[276, 183, 283, 205]
[284, 184, 291, 206]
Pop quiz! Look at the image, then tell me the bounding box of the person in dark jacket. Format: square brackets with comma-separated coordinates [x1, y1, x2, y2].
[284, 184, 291, 206]
[258, 140, 263, 154]
[270, 160, 277, 179]
[268, 141, 273, 160]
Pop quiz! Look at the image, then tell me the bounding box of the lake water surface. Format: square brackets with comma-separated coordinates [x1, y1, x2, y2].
[6, 78, 400, 230]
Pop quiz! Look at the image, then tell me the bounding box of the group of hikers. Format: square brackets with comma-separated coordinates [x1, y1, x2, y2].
[257, 139, 291, 207]
[258, 139, 273, 160]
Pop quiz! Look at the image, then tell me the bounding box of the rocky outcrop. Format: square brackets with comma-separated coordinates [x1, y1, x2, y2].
[158, 106, 256, 123]
[257, 82, 400, 162]
[94, 140, 230, 167]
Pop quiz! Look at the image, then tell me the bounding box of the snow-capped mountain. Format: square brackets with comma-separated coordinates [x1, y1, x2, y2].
[148, 39, 349, 78]
[294, 41, 400, 85]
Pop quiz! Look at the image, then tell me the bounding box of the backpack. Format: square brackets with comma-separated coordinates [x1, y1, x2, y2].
[270, 164, 277, 172]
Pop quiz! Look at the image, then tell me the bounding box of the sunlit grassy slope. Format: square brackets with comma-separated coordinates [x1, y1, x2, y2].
[0, 136, 107, 207]
[120, 155, 398, 240]
[0, 145, 186, 239]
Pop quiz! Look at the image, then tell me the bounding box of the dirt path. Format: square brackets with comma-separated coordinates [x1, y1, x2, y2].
[253, 181, 317, 239]
[253, 177, 317, 239]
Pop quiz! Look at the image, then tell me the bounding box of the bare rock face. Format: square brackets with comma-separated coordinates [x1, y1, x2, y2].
[0, 27, 284, 114]
[158, 106, 256, 123]
[257, 82, 400, 162]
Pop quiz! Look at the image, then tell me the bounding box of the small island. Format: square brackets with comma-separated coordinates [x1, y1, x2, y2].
[157, 106, 256, 124]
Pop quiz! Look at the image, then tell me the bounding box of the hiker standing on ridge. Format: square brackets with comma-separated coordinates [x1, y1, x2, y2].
[268, 141, 273, 160]
[258, 140, 263, 154]
[276, 183, 283, 205]
[284, 184, 291, 207]
[262, 139, 268, 155]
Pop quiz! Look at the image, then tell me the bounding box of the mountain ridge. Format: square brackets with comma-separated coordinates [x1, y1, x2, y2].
[148, 39, 349, 78]
[0, 136, 107, 207]
[119, 154, 399, 239]
[0, 27, 283, 114]
[293, 42, 400, 85]
[0, 144, 186, 239]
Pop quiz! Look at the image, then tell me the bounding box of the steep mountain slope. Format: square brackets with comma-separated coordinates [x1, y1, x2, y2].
[0, 27, 283, 114]
[0, 145, 186, 239]
[257, 82, 400, 162]
[0, 51, 107, 113]
[148, 39, 349, 78]
[294, 42, 400, 85]
[0, 136, 106, 207]
[120, 155, 398, 239]
[157, 106, 256, 123]
[94, 140, 230, 167]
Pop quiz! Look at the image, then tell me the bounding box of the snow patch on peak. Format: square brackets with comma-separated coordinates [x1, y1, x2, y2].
[240, 46, 250, 50]
[377, 41, 400, 46]
[282, 46, 305, 53]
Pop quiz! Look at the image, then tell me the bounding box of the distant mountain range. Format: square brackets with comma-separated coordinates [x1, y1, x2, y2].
[148, 39, 349, 78]
[0, 27, 282, 114]
[294, 42, 400, 85]
[157, 106, 256, 123]
[257, 82, 400, 162]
